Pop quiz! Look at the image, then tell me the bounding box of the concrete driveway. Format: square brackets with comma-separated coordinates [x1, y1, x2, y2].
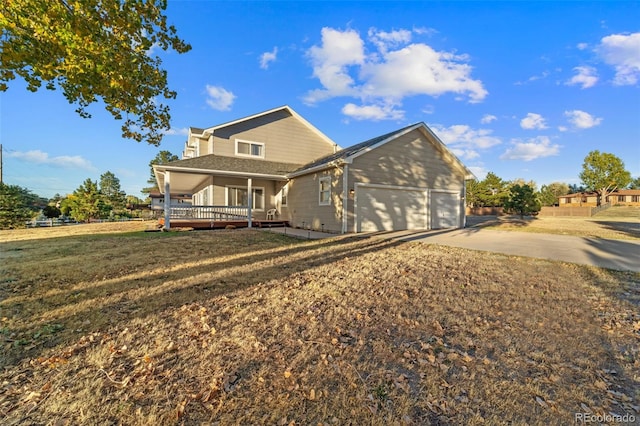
[367, 227, 640, 272]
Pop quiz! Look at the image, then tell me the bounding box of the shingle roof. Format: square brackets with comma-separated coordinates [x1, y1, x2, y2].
[564, 189, 640, 197]
[293, 123, 420, 173]
[158, 154, 302, 176]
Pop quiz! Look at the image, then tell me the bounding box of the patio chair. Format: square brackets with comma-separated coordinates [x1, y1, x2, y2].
[266, 209, 277, 220]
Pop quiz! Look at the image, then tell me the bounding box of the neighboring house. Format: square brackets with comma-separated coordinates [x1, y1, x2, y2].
[559, 190, 640, 207]
[153, 105, 475, 233]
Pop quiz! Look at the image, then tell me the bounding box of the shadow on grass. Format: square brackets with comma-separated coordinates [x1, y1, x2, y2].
[591, 220, 640, 240]
[0, 230, 403, 369]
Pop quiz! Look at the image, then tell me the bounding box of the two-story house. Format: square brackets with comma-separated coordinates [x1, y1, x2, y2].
[153, 105, 474, 233]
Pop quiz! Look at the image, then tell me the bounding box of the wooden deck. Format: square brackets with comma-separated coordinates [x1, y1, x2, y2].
[159, 218, 289, 230]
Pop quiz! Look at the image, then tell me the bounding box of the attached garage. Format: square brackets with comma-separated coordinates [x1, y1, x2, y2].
[356, 184, 427, 232]
[430, 191, 461, 229]
[287, 122, 475, 234]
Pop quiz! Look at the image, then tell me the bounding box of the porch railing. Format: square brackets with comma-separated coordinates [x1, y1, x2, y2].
[170, 205, 250, 221]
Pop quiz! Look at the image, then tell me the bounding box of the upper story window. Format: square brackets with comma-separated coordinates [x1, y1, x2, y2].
[235, 139, 265, 158]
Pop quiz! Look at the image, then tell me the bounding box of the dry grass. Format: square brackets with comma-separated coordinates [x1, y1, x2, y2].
[1, 224, 639, 425]
[475, 208, 640, 241]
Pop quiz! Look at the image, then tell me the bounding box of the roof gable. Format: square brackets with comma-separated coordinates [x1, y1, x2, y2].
[199, 105, 337, 149]
[289, 122, 475, 179]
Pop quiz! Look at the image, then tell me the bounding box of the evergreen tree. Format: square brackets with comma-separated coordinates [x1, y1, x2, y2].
[504, 184, 541, 218]
[0, 183, 40, 229]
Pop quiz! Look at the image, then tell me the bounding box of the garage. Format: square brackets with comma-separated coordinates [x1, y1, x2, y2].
[430, 191, 461, 229]
[356, 185, 427, 232]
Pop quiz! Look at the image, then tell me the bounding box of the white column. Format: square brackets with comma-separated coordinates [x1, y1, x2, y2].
[247, 178, 253, 228]
[163, 171, 171, 230]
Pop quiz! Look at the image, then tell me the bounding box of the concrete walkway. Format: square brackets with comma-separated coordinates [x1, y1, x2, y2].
[261, 226, 640, 272]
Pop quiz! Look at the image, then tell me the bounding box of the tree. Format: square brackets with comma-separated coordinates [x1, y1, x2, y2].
[0, 183, 41, 229]
[504, 184, 541, 218]
[465, 179, 481, 207]
[67, 178, 102, 221]
[538, 182, 570, 206]
[0, 0, 191, 145]
[568, 183, 586, 194]
[579, 150, 632, 205]
[628, 177, 640, 190]
[99, 171, 126, 213]
[479, 172, 509, 207]
[42, 205, 62, 219]
[143, 150, 179, 193]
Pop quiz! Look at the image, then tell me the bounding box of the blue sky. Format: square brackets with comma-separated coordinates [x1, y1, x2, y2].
[1, 1, 639, 199]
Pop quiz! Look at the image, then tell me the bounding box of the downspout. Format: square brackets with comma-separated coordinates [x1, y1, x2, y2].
[163, 171, 171, 230]
[247, 177, 253, 228]
[341, 164, 348, 234]
[462, 179, 467, 228]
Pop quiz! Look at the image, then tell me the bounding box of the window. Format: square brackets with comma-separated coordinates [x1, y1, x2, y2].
[632, 195, 639, 203]
[319, 177, 331, 205]
[618, 195, 625, 202]
[227, 187, 264, 210]
[235, 140, 264, 158]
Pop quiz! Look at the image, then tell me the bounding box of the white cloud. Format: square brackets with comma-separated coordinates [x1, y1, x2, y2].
[368, 28, 412, 53]
[564, 110, 603, 129]
[500, 136, 560, 161]
[342, 103, 404, 121]
[163, 127, 189, 136]
[576, 42, 589, 50]
[515, 71, 550, 85]
[597, 32, 640, 85]
[431, 124, 502, 160]
[7, 150, 96, 171]
[468, 165, 487, 180]
[304, 27, 365, 103]
[480, 114, 497, 124]
[304, 27, 487, 118]
[566, 66, 598, 89]
[205, 85, 235, 111]
[360, 43, 487, 103]
[259, 47, 278, 69]
[520, 113, 548, 130]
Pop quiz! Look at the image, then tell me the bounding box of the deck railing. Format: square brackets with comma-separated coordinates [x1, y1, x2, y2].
[169, 205, 250, 221]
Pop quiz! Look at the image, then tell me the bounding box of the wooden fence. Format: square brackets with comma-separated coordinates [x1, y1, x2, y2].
[539, 203, 611, 217]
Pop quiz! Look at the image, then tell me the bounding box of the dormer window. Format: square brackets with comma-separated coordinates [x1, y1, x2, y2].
[235, 139, 265, 158]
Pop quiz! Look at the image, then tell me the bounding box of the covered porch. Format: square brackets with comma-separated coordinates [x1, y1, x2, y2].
[158, 205, 288, 229]
[153, 154, 301, 230]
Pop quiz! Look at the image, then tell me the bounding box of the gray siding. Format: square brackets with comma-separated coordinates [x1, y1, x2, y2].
[346, 129, 466, 232]
[287, 167, 344, 233]
[211, 110, 336, 164]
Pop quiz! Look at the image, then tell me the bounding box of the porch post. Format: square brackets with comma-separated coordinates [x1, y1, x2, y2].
[163, 171, 171, 230]
[247, 177, 253, 228]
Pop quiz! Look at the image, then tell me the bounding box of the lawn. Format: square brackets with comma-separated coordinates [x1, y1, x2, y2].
[473, 206, 640, 240]
[1, 223, 638, 424]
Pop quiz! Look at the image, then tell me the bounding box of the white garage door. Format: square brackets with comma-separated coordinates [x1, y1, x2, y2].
[357, 186, 427, 232]
[430, 191, 461, 229]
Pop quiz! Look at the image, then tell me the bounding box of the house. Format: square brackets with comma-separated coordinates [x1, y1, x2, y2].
[558, 189, 640, 207]
[153, 106, 475, 233]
